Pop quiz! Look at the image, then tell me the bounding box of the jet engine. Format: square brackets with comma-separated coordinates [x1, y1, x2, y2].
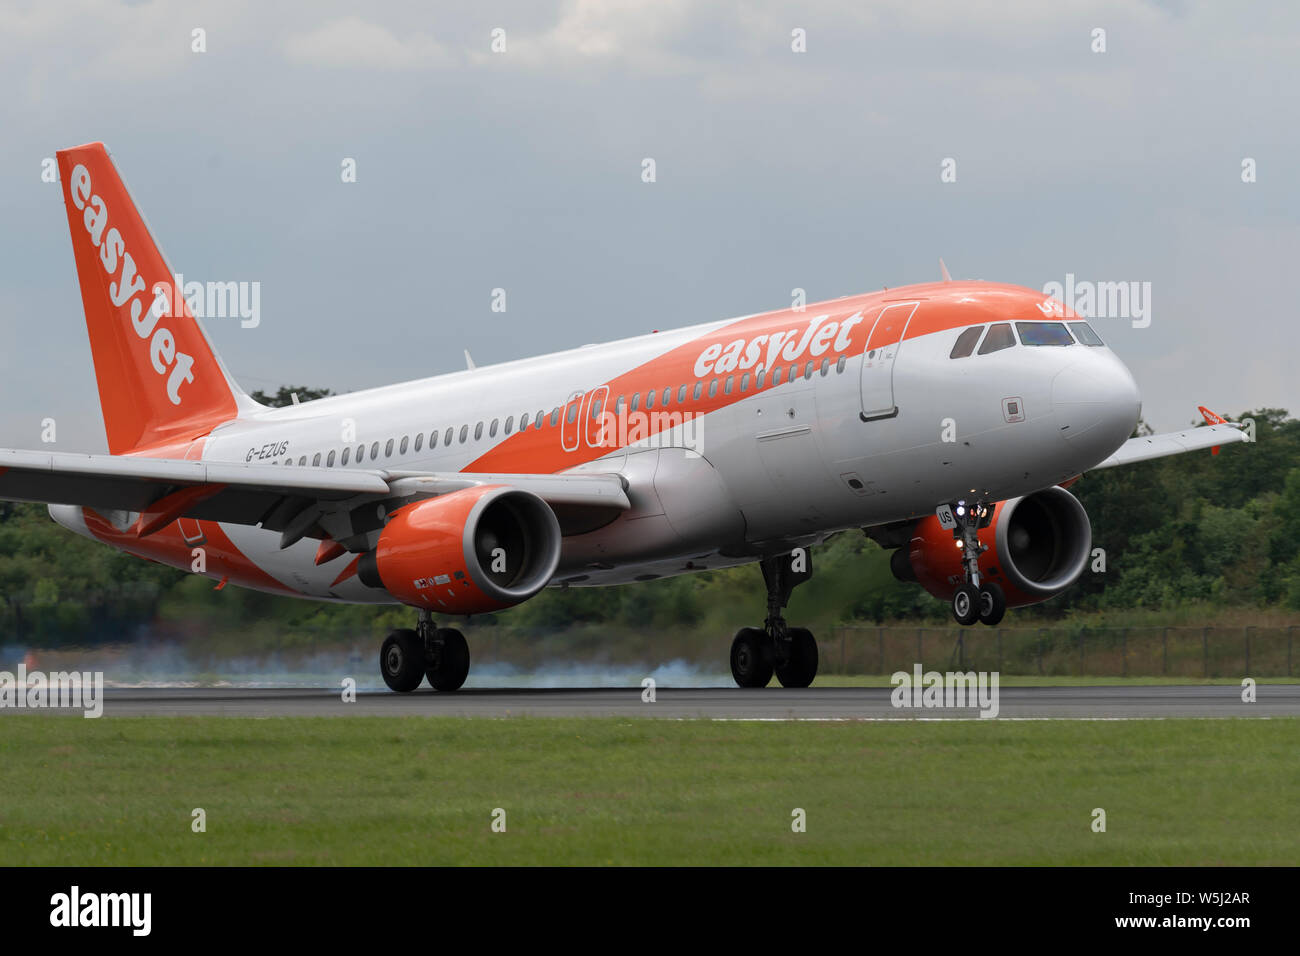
[895, 486, 1092, 608]
[358, 485, 562, 613]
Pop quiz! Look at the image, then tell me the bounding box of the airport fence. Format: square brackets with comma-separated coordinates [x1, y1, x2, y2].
[821, 625, 1298, 677]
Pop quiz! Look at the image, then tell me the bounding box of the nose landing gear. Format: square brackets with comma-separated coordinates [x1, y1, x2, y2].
[730, 550, 819, 688]
[947, 500, 1006, 627]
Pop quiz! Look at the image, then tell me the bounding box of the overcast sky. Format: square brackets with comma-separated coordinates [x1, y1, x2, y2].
[1, 0, 1297, 452]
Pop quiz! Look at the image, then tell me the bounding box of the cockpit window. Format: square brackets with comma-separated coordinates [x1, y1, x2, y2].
[1069, 321, 1105, 346]
[1016, 322, 1074, 346]
[978, 323, 1016, 354]
[949, 326, 983, 359]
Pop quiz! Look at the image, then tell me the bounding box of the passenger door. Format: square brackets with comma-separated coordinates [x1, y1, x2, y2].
[859, 302, 918, 420]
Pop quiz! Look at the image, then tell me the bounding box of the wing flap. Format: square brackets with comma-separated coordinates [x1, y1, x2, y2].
[0, 449, 631, 536]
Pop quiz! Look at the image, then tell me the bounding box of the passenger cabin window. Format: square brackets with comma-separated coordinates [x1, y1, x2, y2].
[356, 444, 365, 462]
[644, 390, 655, 409]
[1016, 322, 1074, 347]
[662, 387, 672, 405]
[326, 450, 336, 467]
[299, 456, 307, 466]
[385, 438, 395, 456]
[459, 425, 468, 443]
[400, 436, 409, 454]
[678, 385, 688, 403]
[371, 441, 380, 460]
[414, 433, 423, 452]
[836, 355, 846, 373]
[489, 419, 498, 437]
[504, 416, 513, 435]
[444, 427, 453, 445]
[550, 408, 560, 426]
[950, 325, 983, 359]
[1069, 322, 1105, 346]
[341, 447, 350, 465]
[978, 323, 1017, 355]
[312, 453, 321, 466]
[474, 422, 483, 439]
[693, 382, 703, 400]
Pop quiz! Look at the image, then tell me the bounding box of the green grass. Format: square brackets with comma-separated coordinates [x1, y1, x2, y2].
[2, 716, 1297, 865]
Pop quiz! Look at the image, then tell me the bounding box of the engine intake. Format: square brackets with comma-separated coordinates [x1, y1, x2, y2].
[358, 485, 562, 613]
[901, 486, 1091, 608]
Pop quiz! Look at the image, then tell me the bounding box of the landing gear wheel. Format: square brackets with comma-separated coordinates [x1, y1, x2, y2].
[952, 584, 981, 626]
[380, 629, 425, 692]
[730, 627, 774, 688]
[776, 627, 818, 688]
[426, 627, 470, 692]
[977, 582, 1006, 627]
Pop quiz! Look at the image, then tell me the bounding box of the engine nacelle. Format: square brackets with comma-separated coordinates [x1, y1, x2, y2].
[902, 486, 1092, 608]
[358, 485, 562, 614]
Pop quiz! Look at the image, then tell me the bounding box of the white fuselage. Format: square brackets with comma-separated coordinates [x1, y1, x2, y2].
[54, 281, 1142, 602]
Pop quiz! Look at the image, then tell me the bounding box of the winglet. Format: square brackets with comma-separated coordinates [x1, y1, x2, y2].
[1198, 406, 1228, 455]
[939, 258, 952, 282]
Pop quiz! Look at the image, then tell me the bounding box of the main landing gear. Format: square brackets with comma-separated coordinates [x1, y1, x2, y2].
[380, 609, 470, 692]
[947, 499, 1006, 627]
[730, 550, 819, 688]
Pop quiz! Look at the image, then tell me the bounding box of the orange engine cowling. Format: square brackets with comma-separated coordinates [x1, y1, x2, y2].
[900, 486, 1092, 608]
[357, 485, 562, 614]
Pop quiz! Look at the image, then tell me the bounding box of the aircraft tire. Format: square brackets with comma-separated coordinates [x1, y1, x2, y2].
[730, 627, 774, 688]
[426, 628, 470, 692]
[775, 627, 818, 688]
[381, 629, 425, 692]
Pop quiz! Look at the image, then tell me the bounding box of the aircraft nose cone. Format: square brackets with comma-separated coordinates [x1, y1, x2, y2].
[1052, 356, 1141, 455]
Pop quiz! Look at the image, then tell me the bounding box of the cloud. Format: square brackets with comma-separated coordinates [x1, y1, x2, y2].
[482, 0, 699, 71]
[284, 16, 451, 71]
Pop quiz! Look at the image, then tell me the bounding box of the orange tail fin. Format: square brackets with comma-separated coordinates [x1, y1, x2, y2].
[56, 142, 252, 455]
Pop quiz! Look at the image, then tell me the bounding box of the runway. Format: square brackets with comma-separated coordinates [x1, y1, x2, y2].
[8, 684, 1298, 719]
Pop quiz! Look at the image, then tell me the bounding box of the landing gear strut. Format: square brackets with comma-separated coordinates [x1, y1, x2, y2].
[946, 499, 1006, 627]
[730, 549, 819, 688]
[379, 609, 470, 692]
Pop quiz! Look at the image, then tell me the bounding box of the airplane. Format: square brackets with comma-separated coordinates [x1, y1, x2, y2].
[0, 142, 1247, 692]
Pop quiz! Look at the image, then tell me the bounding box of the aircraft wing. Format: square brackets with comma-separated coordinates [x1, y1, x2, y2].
[0, 447, 630, 544]
[1089, 422, 1248, 470]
